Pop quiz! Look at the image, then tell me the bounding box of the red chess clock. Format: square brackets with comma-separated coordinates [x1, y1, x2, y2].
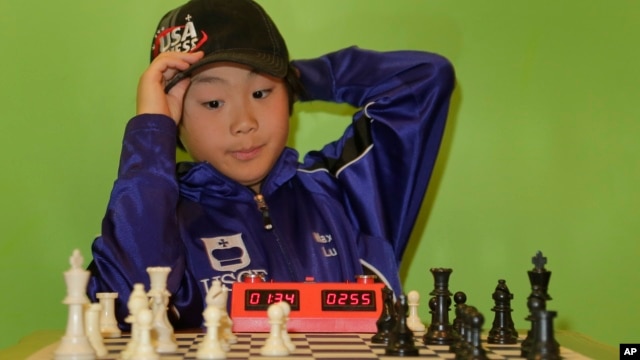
[230, 275, 384, 333]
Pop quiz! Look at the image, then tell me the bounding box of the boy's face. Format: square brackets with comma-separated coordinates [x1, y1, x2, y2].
[179, 62, 290, 193]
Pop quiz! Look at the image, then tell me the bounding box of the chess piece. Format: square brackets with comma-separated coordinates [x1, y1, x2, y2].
[278, 301, 296, 353]
[147, 266, 178, 353]
[385, 294, 419, 356]
[406, 290, 426, 332]
[529, 251, 552, 301]
[521, 292, 544, 357]
[132, 308, 160, 360]
[372, 286, 396, 344]
[487, 279, 518, 344]
[206, 281, 237, 349]
[451, 291, 467, 335]
[54, 249, 96, 360]
[121, 283, 149, 360]
[465, 307, 489, 360]
[96, 292, 121, 338]
[260, 302, 290, 356]
[522, 251, 553, 357]
[423, 268, 456, 345]
[529, 310, 561, 360]
[197, 306, 227, 360]
[85, 303, 108, 357]
[449, 292, 467, 354]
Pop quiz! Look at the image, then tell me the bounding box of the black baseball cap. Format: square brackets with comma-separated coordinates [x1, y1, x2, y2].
[151, 0, 290, 92]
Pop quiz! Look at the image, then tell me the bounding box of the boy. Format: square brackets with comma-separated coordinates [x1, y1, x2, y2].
[88, 0, 455, 329]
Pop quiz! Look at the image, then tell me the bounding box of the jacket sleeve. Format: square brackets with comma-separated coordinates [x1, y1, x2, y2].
[87, 114, 201, 328]
[293, 46, 455, 263]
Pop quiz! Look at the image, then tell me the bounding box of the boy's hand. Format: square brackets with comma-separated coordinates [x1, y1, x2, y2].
[136, 51, 204, 124]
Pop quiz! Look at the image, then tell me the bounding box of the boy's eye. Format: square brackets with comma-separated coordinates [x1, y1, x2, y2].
[252, 89, 272, 99]
[204, 100, 221, 109]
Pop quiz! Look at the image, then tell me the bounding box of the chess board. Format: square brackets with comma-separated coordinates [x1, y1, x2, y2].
[62, 332, 589, 359]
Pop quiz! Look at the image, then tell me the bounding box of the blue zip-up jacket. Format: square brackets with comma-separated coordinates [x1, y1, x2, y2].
[88, 47, 455, 329]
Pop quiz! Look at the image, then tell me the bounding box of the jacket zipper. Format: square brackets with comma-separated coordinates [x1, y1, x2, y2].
[250, 190, 299, 279]
[253, 193, 273, 230]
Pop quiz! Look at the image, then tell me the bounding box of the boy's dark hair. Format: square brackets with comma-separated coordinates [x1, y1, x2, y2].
[149, 0, 304, 150]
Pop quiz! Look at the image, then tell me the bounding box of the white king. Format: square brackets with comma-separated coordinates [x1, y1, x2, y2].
[54, 249, 95, 360]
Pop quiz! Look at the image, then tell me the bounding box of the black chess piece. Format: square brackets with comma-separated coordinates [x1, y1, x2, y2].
[385, 294, 420, 356]
[529, 251, 552, 301]
[487, 279, 518, 344]
[528, 309, 561, 360]
[451, 291, 467, 335]
[522, 251, 553, 357]
[467, 307, 489, 360]
[372, 286, 396, 344]
[449, 292, 467, 354]
[455, 305, 488, 360]
[521, 292, 545, 357]
[423, 268, 456, 345]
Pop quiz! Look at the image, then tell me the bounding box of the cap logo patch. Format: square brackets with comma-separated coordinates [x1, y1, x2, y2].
[153, 14, 208, 57]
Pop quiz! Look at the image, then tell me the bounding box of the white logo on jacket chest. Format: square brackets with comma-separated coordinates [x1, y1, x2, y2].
[313, 232, 338, 257]
[201, 234, 251, 271]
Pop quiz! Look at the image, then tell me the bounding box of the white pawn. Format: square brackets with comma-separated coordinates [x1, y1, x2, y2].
[85, 303, 107, 357]
[121, 284, 148, 360]
[278, 302, 295, 353]
[132, 308, 159, 360]
[197, 306, 227, 360]
[407, 290, 426, 332]
[260, 303, 289, 357]
[96, 292, 121, 338]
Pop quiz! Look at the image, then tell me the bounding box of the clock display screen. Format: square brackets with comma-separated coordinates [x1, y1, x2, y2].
[244, 289, 300, 311]
[321, 290, 377, 311]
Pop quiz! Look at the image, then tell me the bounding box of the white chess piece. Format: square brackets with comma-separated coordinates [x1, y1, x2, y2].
[132, 308, 160, 360]
[206, 281, 237, 347]
[121, 283, 149, 360]
[85, 303, 108, 357]
[260, 303, 289, 357]
[218, 285, 237, 345]
[278, 301, 295, 353]
[147, 266, 178, 353]
[196, 306, 227, 360]
[407, 290, 426, 332]
[96, 292, 121, 338]
[54, 249, 96, 360]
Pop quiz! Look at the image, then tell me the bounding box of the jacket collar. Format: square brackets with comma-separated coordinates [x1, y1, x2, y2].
[177, 147, 300, 202]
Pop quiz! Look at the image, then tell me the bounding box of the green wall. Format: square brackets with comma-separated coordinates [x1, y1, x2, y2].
[1, 0, 638, 350]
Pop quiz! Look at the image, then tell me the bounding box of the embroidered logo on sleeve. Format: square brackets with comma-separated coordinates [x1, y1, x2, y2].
[201, 234, 251, 272]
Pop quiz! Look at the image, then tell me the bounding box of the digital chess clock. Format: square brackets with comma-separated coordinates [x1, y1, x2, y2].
[230, 276, 384, 333]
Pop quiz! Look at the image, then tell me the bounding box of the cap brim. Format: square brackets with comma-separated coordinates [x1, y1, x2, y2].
[164, 50, 288, 93]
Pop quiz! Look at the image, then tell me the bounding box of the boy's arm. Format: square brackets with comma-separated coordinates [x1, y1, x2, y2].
[293, 46, 455, 262]
[87, 114, 197, 328]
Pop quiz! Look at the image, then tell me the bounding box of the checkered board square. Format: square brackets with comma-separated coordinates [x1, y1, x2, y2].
[95, 332, 591, 359]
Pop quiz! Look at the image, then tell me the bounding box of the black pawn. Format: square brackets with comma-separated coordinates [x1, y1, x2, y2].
[372, 286, 396, 344]
[455, 306, 488, 360]
[487, 279, 518, 344]
[521, 286, 546, 357]
[423, 268, 456, 345]
[451, 291, 467, 335]
[528, 310, 561, 360]
[449, 292, 467, 354]
[385, 294, 419, 357]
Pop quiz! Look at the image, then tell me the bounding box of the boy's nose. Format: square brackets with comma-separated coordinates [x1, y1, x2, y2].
[230, 108, 258, 135]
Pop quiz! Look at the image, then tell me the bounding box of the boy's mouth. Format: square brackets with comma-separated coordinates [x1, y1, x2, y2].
[232, 145, 263, 161]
